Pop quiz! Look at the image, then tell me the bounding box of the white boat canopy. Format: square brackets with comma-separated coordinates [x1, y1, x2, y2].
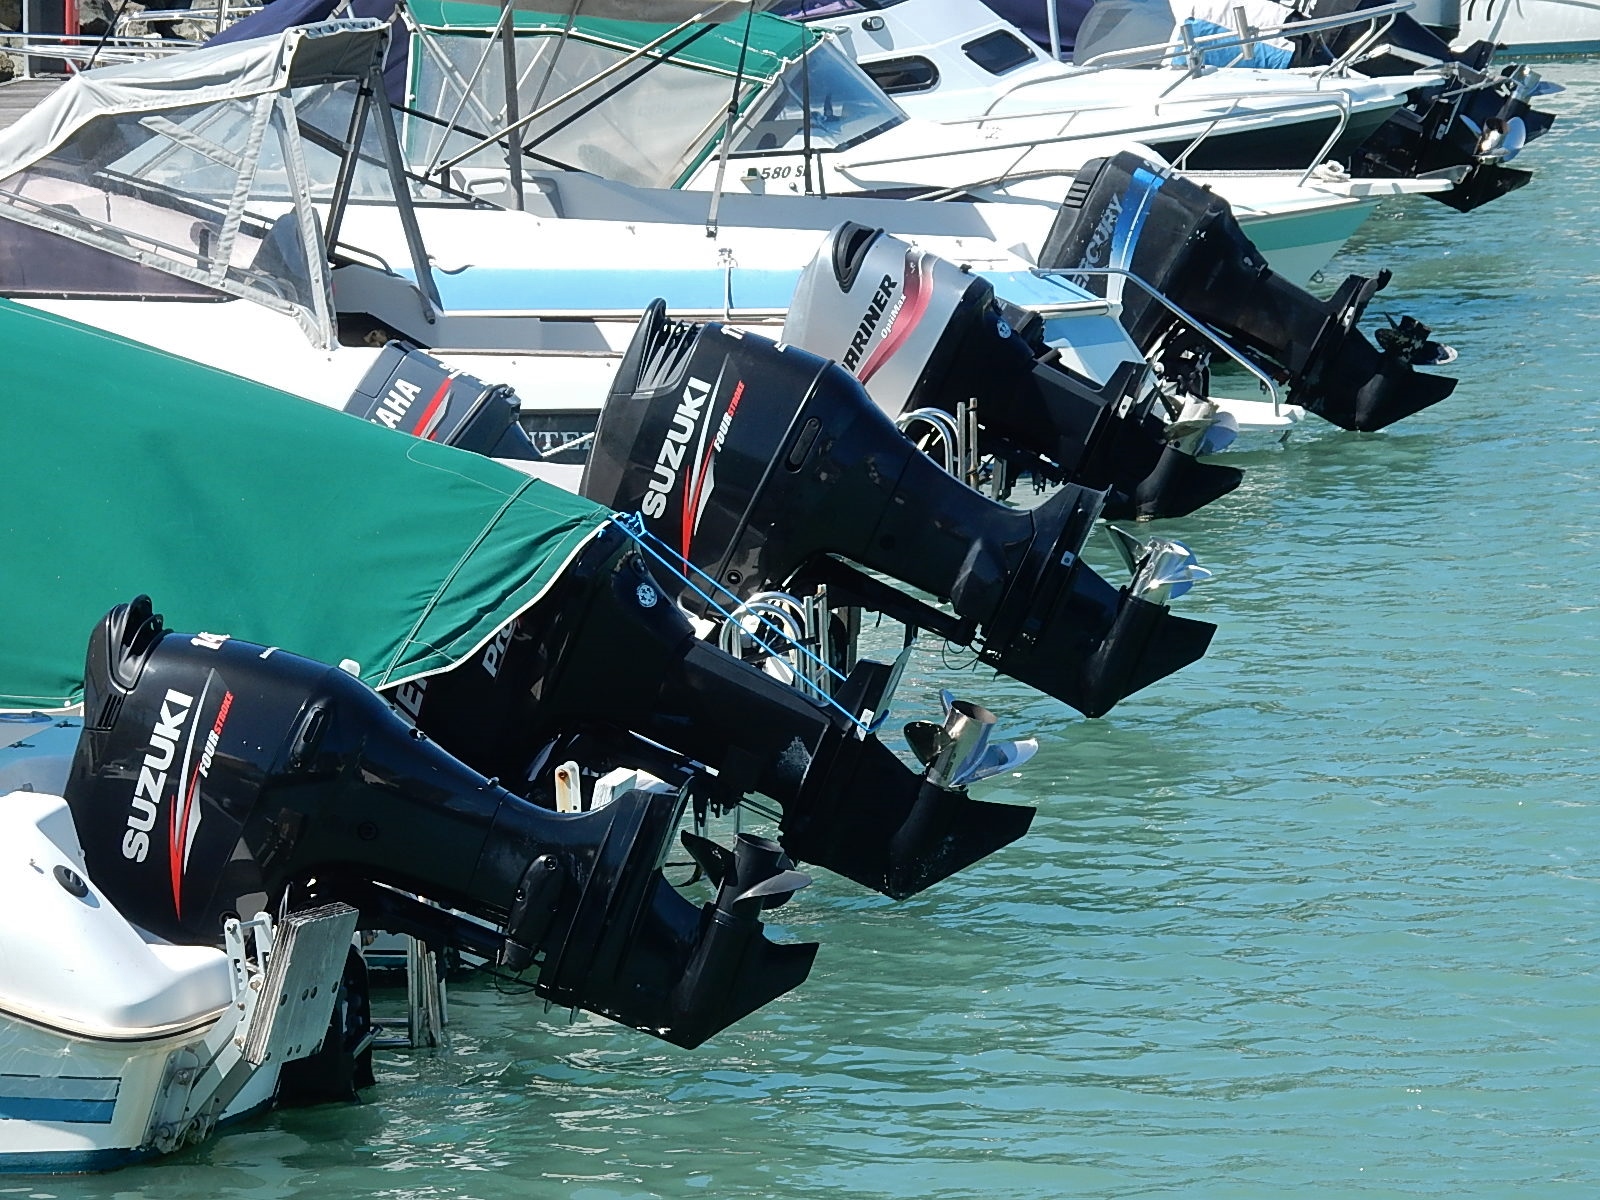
[0, 21, 389, 181]
[0, 21, 439, 348]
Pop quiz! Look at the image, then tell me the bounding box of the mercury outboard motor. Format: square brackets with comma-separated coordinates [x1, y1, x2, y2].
[383, 527, 1037, 900]
[581, 307, 1215, 718]
[1038, 152, 1457, 432]
[781, 224, 1242, 520]
[65, 597, 815, 1049]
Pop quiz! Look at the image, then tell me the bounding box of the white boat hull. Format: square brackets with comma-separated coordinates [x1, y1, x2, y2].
[1212, 394, 1309, 435]
[0, 1012, 262, 1174]
[818, 0, 1420, 166]
[24, 198, 1151, 449]
[0, 722, 357, 1174]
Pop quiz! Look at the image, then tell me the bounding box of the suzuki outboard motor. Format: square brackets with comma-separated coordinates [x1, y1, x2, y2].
[1038, 152, 1457, 432]
[65, 597, 814, 1049]
[581, 306, 1216, 718]
[781, 224, 1242, 520]
[382, 527, 1037, 901]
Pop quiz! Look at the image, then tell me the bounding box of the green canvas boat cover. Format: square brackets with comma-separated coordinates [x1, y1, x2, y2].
[406, 2, 816, 80]
[0, 297, 611, 712]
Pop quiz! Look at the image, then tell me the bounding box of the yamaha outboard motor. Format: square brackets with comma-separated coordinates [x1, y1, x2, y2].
[381, 527, 1037, 900]
[65, 597, 814, 1049]
[345, 341, 542, 460]
[581, 306, 1216, 718]
[1038, 152, 1457, 432]
[781, 224, 1243, 520]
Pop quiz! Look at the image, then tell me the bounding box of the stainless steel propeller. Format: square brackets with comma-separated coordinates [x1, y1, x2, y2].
[1165, 398, 1239, 457]
[1478, 116, 1529, 163]
[1105, 525, 1214, 605]
[904, 694, 1039, 789]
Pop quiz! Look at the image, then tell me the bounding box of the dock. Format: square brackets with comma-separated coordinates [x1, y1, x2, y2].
[0, 77, 63, 134]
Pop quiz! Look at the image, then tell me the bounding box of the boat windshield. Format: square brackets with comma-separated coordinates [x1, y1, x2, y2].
[729, 40, 906, 155]
[0, 77, 454, 342]
[407, 28, 748, 190]
[0, 92, 324, 325]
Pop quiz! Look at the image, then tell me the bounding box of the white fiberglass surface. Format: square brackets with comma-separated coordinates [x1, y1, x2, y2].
[0, 791, 233, 1035]
[0, 70, 479, 356]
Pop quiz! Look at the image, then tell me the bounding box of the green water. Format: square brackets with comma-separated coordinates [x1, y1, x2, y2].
[49, 61, 1600, 1200]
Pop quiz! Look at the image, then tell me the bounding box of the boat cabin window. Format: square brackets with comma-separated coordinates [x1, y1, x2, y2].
[731, 41, 906, 156]
[962, 29, 1039, 75]
[292, 84, 403, 201]
[862, 55, 940, 94]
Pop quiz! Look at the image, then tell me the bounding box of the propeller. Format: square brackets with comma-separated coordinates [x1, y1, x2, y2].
[1375, 314, 1458, 367]
[1500, 116, 1529, 162]
[1197, 413, 1240, 456]
[1165, 398, 1239, 457]
[1105, 526, 1213, 605]
[681, 830, 811, 911]
[904, 696, 1039, 790]
[1478, 116, 1528, 163]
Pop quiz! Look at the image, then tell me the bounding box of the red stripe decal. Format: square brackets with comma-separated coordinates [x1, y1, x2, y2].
[170, 690, 233, 921]
[682, 380, 742, 565]
[858, 252, 932, 385]
[414, 381, 453, 441]
[172, 769, 201, 918]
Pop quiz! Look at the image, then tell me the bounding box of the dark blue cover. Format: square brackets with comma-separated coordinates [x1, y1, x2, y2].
[206, 0, 409, 103]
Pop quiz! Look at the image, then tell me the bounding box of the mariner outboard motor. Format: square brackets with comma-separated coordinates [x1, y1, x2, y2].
[381, 526, 1037, 900]
[580, 306, 1216, 718]
[64, 597, 815, 1049]
[780, 224, 1242, 520]
[1038, 152, 1457, 432]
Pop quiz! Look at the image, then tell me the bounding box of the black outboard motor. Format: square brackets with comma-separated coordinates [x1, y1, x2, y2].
[1038, 152, 1457, 432]
[65, 597, 815, 1049]
[1291, 0, 1481, 71]
[1345, 62, 1555, 213]
[581, 306, 1216, 718]
[345, 341, 542, 460]
[381, 527, 1037, 900]
[1290, 0, 1556, 213]
[780, 224, 1243, 520]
